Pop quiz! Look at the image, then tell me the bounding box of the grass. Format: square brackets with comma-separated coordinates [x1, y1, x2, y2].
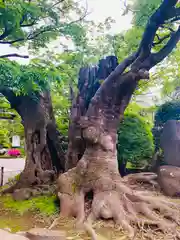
[1, 194, 180, 239]
[0, 195, 59, 216]
[0, 156, 16, 159]
[0, 156, 23, 159]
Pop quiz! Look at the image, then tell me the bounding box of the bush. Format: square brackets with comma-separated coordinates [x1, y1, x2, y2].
[7, 149, 21, 157]
[153, 100, 180, 151]
[117, 113, 154, 169]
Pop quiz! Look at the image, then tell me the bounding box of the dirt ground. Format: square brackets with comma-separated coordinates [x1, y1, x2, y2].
[0, 206, 180, 240]
[0, 184, 180, 240]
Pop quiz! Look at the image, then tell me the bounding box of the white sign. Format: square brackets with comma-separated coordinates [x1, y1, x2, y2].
[12, 135, 20, 147]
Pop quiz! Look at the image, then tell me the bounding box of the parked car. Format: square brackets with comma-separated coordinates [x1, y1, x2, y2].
[0, 148, 7, 155]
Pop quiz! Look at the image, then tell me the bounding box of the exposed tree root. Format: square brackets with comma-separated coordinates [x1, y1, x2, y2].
[0, 169, 55, 198]
[56, 156, 180, 240]
[123, 172, 158, 184]
[123, 172, 160, 192]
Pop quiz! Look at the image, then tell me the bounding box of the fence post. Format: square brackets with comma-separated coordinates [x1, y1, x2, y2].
[0, 166, 4, 186]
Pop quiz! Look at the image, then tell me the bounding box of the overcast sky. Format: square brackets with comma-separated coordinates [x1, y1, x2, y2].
[85, 0, 132, 34]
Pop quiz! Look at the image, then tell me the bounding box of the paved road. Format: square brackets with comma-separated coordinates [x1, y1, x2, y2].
[0, 158, 25, 185]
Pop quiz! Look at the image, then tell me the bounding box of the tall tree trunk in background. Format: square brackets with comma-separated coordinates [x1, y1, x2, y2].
[66, 56, 118, 170]
[57, 1, 180, 238]
[1, 89, 65, 191]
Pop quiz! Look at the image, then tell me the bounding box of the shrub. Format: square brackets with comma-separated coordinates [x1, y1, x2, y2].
[117, 113, 154, 169]
[7, 149, 21, 157]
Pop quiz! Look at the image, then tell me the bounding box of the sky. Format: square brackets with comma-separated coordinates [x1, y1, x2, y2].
[84, 0, 132, 34]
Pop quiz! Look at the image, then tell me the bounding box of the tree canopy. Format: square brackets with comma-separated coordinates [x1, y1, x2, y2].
[0, 0, 87, 57]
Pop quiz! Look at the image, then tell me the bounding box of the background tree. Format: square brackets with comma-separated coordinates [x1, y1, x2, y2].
[0, 0, 90, 190]
[0, 60, 67, 190]
[0, 0, 87, 58]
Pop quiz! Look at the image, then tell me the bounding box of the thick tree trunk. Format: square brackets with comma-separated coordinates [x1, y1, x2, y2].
[57, 67, 180, 238]
[66, 56, 119, 170]
[1, 90, 65, 191]
[56, 1, 180, 238]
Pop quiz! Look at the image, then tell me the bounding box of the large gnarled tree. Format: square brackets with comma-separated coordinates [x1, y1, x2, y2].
[57, 0, 180, 238]
[0, 0, 87, 190]
[0, 62, 66, 191]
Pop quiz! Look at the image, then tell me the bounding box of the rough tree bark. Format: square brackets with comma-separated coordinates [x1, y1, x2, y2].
[65, 56, 118, 170]
[57, 1, 180, 238]
[1, 89, 66, 191]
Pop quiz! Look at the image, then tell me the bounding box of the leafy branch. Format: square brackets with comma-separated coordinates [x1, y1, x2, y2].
[0, 53, 29, 58]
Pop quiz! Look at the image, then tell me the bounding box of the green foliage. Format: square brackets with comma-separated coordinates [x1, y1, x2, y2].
[0, 59, 61, 94]
[158, 45, 180, 99]
[117, 113, 154, 168]
[113, 27, 144, 62]
[0, 96, 24, 148]
[125, 102, 155, 126]
[109, 27, 157, 95]
[131, 0, 179, 27]
[155, 100, 180, 125]
[52, 92, 70, 136]
[0, 195, 58, 216]
[0, 0, 87, 52]
[130, 0, 180, 100]
[0, 128, 9, 148]
[153, 100, 180, 150]
[131, 0, 161, 27]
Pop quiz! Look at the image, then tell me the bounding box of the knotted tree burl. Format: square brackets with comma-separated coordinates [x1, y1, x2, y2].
[57, 0, 180, 238]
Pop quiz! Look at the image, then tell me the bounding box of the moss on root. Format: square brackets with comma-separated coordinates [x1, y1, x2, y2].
[0, 195, 59, 216]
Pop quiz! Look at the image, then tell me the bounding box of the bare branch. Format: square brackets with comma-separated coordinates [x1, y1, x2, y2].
[0, 27, 51, 44]
[139, 1, 178, 53]
[64, 0, 89, 26]
[140, 26, 180, 70]
[0, 12, 88, 45]
[20, 20, 37, 27]
[51, 0, 65, 8]
[0, 53, 29, 59]
[150, 26, 180, 67]
[0, 38, 25, 44]
[131, 0, 179, 70]
[110, 53, 137, 78]
[120, 0, 139, 16]
[0, 27, 13, 41]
